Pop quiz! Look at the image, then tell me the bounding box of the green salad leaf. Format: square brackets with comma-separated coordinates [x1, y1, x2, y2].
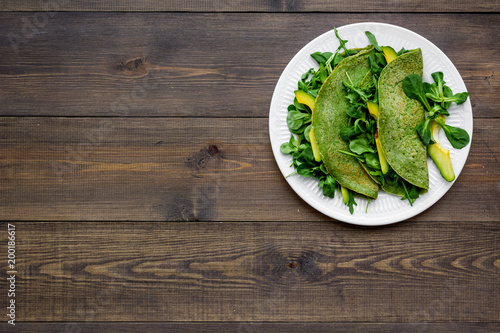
[403, 72, 470, 150]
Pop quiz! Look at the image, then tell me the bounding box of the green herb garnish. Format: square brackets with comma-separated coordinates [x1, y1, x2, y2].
[402, 73, 470, 149]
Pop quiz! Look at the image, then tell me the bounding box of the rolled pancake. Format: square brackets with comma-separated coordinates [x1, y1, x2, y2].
[313, 45, 379, 199]
[378, 48, 429, 190]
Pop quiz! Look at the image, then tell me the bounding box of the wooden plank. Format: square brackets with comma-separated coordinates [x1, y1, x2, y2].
[0, 13, 497, 118]
[1, 117, 498, 222]
[10, 323, 500, 332]
[1, 0, 498, 12]
[3, 221, 499, 322]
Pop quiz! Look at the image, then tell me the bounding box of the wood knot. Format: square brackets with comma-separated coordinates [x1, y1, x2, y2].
[208, 144, 219, 156]
[296, 252, 322, 281]
[287, 261, 299, 269]
[116, 57, 148, 76]
[186, 144, 222, 170]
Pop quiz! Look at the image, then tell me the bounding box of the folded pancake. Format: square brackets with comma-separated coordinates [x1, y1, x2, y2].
[377, 48, 429, 190]
[313, 45, 379, 199]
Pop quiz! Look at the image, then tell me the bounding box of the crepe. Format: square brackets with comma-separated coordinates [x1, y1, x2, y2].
[377, 48, 429, 190]
[312, 45, 379, 199]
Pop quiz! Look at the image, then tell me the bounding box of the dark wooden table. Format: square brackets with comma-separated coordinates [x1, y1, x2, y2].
[1, 1, 499, 332]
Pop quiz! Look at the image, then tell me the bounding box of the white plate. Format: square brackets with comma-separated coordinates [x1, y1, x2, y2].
[269, 22, 473, 226]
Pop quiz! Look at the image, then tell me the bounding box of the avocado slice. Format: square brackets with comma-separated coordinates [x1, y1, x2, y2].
[341, 185, 350, 204]
[293, 90, 321, 162]
[309, 129, 322, 162]
[374, 130, 390, 174]
[367, 100, 379, 119]
[366, 101, 389, 175]
[382, 46, 398, 64]
[294, 90, 315, 111]
[428, 114, 455, 182]
[294, 90, 321, 162]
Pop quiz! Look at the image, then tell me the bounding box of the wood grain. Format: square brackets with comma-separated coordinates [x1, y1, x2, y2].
[1, 0, 499, 12]
[3, 221, 499, 322]
[0, 13, 498, 118]
[0, 117, 498, 222]
[9, 323, 500, 333]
